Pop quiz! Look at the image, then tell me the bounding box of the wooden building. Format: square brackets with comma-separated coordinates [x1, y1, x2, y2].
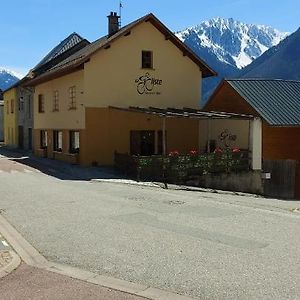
[204, 79, 300, 199]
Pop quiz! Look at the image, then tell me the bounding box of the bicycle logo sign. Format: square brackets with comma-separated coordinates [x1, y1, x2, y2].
[135, 73, 163, 95]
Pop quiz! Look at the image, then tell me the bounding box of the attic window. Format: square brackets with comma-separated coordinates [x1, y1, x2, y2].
[142, 51, 153, 69]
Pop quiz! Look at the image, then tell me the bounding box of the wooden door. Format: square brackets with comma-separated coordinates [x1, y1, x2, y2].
[18, 126, 24, 149]
[263, 160, 296, 199]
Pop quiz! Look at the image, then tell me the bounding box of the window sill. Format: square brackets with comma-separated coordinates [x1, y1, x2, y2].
[53, 150, 63, 154]
[66, 152, 79, 156]
[68, 107, 77, 111]
[141, 67, 155, 71]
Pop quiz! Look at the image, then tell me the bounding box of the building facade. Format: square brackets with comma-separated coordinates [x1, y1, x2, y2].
[3, 87, 18, 147]
[3, 33, 89, 150]
[28, 13, 217, 166]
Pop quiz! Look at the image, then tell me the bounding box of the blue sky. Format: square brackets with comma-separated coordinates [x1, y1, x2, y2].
[1, 0, 299, 77]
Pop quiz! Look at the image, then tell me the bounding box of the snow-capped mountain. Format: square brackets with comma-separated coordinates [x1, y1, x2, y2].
[177, 17, 288, 70]
[176, 18, 289, 103]
[0, 68, 20, 91]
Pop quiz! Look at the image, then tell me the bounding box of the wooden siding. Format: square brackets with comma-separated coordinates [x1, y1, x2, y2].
[205, 81, 300, 198]
[204, 82, 258, 116]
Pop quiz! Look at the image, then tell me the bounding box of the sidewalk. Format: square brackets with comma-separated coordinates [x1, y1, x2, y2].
[0, 235, 21, 279]
[1, 263, 146, 300]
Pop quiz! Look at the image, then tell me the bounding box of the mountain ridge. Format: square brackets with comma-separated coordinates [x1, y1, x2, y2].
[176, 17, 289, 102]
[0, 68, 20, 91]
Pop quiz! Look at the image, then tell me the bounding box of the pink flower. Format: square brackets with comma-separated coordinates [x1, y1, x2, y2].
[168, 150, 179, 157]
[189, 149, 198, 156]
[232, 147, 241, 153]
[214, 147, 223, 154]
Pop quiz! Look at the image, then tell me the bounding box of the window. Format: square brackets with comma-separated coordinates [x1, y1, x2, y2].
[38, 94, 45, 113]
[53, 130, 63, 152]
[6, 100, 9, 114]
[40, 130, 48, 149]
[142, 51, 153, 69]
[11, 99, 14, 114]
[19, 97, 24, 111]
[69, 86, 76, 110]
[69, 131, 80, 154]
[53, 90, 59, 112]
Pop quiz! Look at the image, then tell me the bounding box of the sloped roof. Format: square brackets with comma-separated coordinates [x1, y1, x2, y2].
[27, 13, 216, 86]
[33, 33, 86, 70]
[226, 79, 300, 126]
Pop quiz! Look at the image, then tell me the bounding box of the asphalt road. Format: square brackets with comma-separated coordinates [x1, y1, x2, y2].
[0, 151, 299, 299]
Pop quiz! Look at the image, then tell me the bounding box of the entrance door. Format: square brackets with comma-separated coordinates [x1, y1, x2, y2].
[18, 126, 24, 149]
[130, 131, 155, 156]
[28, 128, 32, 150]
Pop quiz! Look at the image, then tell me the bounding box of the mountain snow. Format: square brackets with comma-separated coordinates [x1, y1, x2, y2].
[176, 17, 289, 69]
[0, 68, 20, 90]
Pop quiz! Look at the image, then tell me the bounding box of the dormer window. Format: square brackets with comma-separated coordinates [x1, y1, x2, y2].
[142, 51, 153, 69]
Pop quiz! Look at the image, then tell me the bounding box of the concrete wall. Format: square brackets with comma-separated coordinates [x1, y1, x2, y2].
[187, 171, 263, 195]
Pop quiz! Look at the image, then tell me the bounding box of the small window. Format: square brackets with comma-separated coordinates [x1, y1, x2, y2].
[53, 130, 63, 152]
[142, 51, 153, 69]
[19, 98, 24, 111]
[40, 130, 48, 149]
[38, 94, 45, 113]
[69, 86, 76, 110]
[6, 100, 9, 114]
[53, 90, 59, 112]
[69, 131, 80, 154]
[11, 99, 14, 114]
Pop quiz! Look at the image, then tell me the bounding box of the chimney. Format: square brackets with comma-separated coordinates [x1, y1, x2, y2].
[107, 12, 120, 36]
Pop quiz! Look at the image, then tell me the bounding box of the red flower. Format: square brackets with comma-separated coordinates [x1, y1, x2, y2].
[168, 150, 179, 157]
[232, 147, 241, 153]
[189, 149, 198, 156]
[214, 147, 223, 154]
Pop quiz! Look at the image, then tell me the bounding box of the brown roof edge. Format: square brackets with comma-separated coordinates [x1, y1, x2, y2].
[24, 63, 85, 87]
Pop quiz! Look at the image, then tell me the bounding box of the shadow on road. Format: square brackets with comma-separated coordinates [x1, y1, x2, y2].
[0, 146, 123, 181]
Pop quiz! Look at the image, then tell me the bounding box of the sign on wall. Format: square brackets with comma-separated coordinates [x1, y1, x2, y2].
[135, 73, 163, 95]
[218, 129, 237, 148]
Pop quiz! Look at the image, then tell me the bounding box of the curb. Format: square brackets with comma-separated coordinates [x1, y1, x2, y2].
[0, 250, 21, 279]
[0, 213, 196, 300]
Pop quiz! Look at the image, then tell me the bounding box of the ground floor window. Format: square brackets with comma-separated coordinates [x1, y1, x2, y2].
[53, 130, 63, 152]
[40, 130, 48, 149]
[69, 131, 80, 154]
[130, 130, 165, 156]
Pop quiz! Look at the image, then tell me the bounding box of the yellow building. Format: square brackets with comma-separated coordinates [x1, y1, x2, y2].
[3, 87, 18, 147]
[28, 13, 217, 166]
